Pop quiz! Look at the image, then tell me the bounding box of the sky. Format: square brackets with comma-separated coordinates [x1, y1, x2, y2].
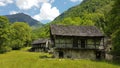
[0, 0, 83, 23]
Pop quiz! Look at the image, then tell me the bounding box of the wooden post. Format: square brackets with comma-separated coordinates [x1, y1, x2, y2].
[85, 39, 87, 48]
[103, 38, 105, 49]
[94, 38, 96, 49]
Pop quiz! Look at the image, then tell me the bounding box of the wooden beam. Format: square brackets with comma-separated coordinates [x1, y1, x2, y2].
[103, 38, 105, 49]
[94, 39, 96, 49]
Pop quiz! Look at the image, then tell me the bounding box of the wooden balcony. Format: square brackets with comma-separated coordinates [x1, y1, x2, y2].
[54, 44, 103, 50]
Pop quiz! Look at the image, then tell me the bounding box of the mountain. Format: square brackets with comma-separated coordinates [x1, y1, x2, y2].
[5, 13, 43, 26]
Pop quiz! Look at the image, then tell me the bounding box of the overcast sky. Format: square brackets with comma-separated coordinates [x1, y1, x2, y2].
[0, 0, 83, 23]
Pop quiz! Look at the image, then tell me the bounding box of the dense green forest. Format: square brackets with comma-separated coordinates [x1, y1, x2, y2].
[52, 0, 113, 31]
[106, 0, 120, 61]
[0, 16, 32, 53]
[0, 0, 120, 61]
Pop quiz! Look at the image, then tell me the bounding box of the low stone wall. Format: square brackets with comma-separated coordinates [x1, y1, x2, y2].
[31, 47, 48, 52]
[105, 53, 113, 60]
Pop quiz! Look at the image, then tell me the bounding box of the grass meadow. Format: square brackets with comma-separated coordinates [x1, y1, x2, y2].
[0, 47, 120, 68]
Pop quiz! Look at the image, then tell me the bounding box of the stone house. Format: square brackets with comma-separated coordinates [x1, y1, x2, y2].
[50, 25, 105, 60]
[31, 39, 50, 52]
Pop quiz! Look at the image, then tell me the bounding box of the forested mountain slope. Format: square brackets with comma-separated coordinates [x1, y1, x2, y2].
[33, 0, 114, 38]
[52, 0, 114, 31]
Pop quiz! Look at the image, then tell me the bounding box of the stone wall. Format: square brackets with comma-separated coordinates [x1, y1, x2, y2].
[105, 53, 113, 60]
[54, 49, 96, 60]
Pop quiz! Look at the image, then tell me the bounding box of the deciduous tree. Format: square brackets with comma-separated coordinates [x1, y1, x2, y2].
[11, 22, 32, 50]
[0, 16, 11, 53]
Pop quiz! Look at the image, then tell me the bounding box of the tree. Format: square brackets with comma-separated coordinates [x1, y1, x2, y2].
[105, 0, 120, 61]
[105, 0, 120, 36]
[111, 29, 120, 60]
[0, 16, 11, 53]
[11, 22, 32, 50]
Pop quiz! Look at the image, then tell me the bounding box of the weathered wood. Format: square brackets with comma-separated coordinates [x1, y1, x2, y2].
[31, 39, 50, 52]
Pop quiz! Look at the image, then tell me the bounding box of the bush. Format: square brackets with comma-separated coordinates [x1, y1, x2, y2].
[0, 46, 12, 53]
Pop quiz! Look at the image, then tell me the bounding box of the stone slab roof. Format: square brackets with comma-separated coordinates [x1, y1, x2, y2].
[50, 25, 104, 37]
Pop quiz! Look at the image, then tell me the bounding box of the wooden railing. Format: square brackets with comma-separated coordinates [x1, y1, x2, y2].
[55, 44, 101, 49]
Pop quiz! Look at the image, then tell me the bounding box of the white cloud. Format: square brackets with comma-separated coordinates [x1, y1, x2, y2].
[33, 3, 60, 21]
[0, 0, 13, 6]
[49, 0, 54, 3]
[16, 0, 55, 10]
[9, 11, 19, 15]
[64, 2, 67, 4]
[0, 2, 5, 6]
[70, 0, 83, 2]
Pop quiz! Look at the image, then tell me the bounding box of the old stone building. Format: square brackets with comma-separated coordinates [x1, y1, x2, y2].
[31, 39, 50, 52]
[50, 25, 105, 60]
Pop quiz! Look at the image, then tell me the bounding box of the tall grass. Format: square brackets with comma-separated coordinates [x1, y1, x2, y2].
[0, 47, 119, 68]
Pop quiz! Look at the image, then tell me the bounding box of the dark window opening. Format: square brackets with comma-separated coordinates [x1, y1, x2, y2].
[73, 38, 78, 47]
[81, 39, 85, 48]
[110, 48, 112, 50]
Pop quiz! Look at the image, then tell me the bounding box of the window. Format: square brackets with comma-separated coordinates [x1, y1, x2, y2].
[95, 38, 101, 48]
[66, 39, 72, 44]
[55, 38, 73, 48]
[86, 38, 101, 49]
[73, 38, 78, 47]
[95, 39, 101, 45]
[87, 39, 94, 45]
[55, 39, 59, 44]
[87, 39, 95, 49]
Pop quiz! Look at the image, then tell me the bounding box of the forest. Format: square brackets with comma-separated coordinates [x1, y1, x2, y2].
[0, 0, 120, 62]
[0, 16, 32, 53]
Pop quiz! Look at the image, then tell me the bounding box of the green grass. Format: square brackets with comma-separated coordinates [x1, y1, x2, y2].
[0, 47, 120, 68]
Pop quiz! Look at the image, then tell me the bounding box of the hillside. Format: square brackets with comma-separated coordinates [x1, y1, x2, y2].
[34, 0, 114, 38]
[5, 13, 43, 26]
[52, 0, 114, 31]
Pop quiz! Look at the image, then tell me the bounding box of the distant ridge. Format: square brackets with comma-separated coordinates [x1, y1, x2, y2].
[5, 13, 43, 26]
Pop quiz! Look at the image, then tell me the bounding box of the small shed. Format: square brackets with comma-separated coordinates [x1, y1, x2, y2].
[31, 39, 50, 52]
[50, 24, 105, 59]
